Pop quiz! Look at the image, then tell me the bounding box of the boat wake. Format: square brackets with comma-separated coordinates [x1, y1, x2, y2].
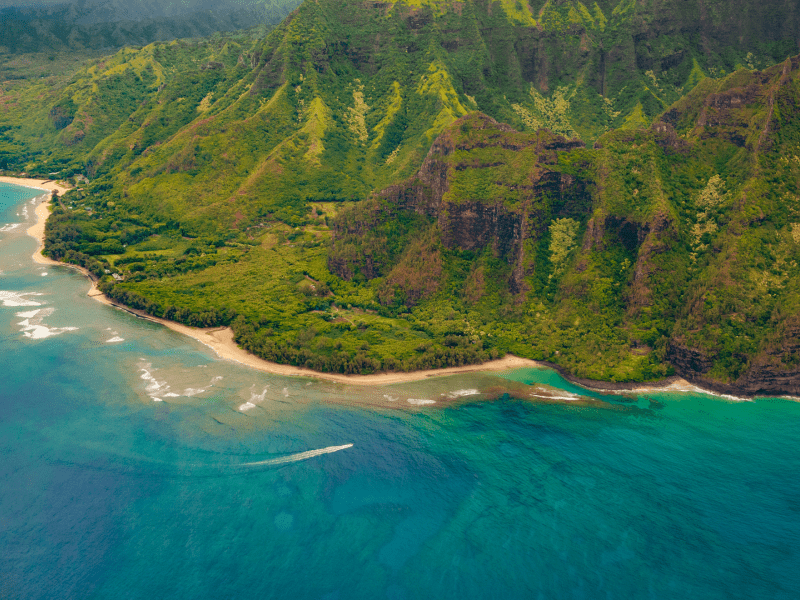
[240, 444, 353, 468]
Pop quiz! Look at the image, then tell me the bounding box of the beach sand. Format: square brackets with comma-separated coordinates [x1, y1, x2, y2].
[18, 180, 754, 394]
[7, 176, 70, 267]
[21, 188, 545, 384]
[0, 176, 71, 195]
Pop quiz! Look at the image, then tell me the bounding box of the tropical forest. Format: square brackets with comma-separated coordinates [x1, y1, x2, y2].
[2, 0, 799, 396]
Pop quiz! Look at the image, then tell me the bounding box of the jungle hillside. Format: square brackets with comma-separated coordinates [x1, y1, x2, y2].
[2, 0, 800, 395]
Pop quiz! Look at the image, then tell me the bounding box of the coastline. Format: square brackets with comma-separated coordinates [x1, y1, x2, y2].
[24, 197, 547, 384]
[0, 176, 71, 195]
[18, 184, 790, 396]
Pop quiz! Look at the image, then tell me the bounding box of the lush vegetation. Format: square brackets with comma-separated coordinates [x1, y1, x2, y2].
[3, 0, 799, 390]
[0, 0, 299, 54]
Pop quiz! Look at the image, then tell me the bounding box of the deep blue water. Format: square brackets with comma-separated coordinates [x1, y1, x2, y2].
[1, 183, 799, 599]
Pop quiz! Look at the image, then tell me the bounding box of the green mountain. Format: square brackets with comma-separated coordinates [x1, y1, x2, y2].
[0, 0, 300, 54]
[331, 57, 800, 395]
[3, 0, 799, 394]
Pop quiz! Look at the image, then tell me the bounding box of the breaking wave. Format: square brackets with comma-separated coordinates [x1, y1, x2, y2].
[139, 362, 170, 402]
[15, 307, 77, 339]
[407, 398, 436, 406]
[0, 291, 42, 307]
[238, 386, 268, 412]
[444, 389, 479, 399]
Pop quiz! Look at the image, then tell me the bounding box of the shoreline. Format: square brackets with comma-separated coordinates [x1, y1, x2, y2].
[17, 184, 794, 397]
[25, 198, 547, 385]
[0, 175, 71, 195]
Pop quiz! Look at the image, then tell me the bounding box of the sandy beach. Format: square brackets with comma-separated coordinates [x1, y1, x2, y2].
[20, 188, 545, 384]
[17, 180, 759, 394]
[6, 176, 70, 267]
[0, 176, 71, 195]
[83, 296, 546, 385]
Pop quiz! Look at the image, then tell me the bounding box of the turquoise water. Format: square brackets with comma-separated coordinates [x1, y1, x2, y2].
[1, 182, 799, 599]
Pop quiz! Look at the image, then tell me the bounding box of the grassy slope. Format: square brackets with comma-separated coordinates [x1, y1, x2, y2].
[327, 59, 800, 385]
[4, 0, 798, 382]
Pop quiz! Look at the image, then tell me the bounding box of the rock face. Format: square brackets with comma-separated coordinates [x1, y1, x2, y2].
[669, 316, 800, 398]
[21, 0, 800, 386]
[329, 56, 800, 395]
[328, 113, 591, 302]
[369, 114, 588, 292]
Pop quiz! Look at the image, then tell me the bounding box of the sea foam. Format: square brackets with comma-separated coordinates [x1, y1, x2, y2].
[136, 362, 224, 401]
[139, 363, 171, 402]
[15, 307, 77, 339]
[445, 389, 479, 399]
[0, 291, 43, 307]
[529, 389, 583, 401]
[239, 386, 268, 411]
[407, 398, 436, 406]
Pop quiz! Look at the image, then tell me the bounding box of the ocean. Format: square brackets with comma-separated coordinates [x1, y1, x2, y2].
[1, 182, 799, 599]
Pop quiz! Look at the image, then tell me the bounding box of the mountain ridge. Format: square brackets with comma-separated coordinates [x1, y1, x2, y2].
[1, 0, 798, 392]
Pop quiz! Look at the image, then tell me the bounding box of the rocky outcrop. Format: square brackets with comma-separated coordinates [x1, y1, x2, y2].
[378, 113, 587, 266]
[329, 113, 590, 298]
[626, 212, 676, 314]
[668, 315, 800, 398]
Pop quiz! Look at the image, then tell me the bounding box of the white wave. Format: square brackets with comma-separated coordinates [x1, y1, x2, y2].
[0, 291, 43, 307]
[136, 362, 226, 402]
[445, 389, 479, 399]
[139, 363, 172, 401]
[282, 387, 289, 397]
[0, 223, 21, 232]
[242, 444, 353, 467]
[179, 374, 225, 398]
[672, 383, 753, 402]
[530, 393, 582, 401]
[715, 393, 754, 403]
[407, 398, 436, 406]
[383, 394, 398, 402]
[106, 336, 125, 343]
[182, 388, 207, 397]
[41, 273, 48, 277]
[530, 389, 583, 401]
[252, 386, 269, 402]
[239, 386, 268, 411]
[16, 307, 77, 339]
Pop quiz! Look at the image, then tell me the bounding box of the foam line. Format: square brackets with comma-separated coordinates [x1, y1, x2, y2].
[242, 444, 353, 467]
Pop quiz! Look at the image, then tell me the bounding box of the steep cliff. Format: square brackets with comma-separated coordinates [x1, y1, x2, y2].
[329, 56, 800, 393]
[9, 0, 799, 389]
[330, 113, 590, 297]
